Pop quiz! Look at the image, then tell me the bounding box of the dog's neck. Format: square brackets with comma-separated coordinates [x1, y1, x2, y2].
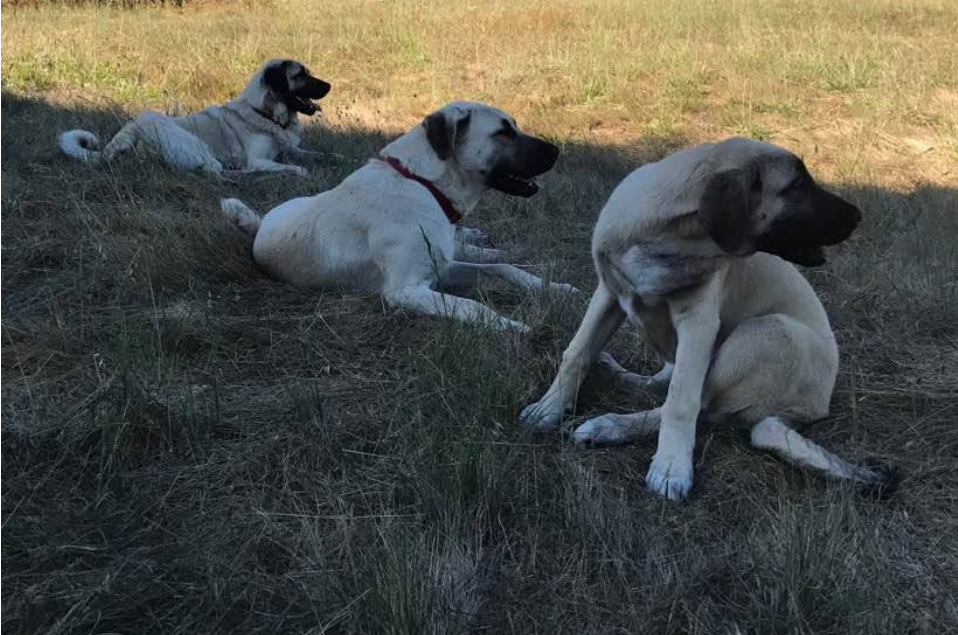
[251, 104, 294, 129]
[382, 157, 463, 224]
[239, 69, 297, 130]
[379, 127, 487, 218]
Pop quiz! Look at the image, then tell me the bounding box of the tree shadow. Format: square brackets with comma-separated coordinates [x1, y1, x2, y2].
[3, 89, 957, 635]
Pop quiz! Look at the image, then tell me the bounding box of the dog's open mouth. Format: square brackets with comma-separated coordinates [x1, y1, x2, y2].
[289, 96, 320, 116]
[489, 169, 543, 198]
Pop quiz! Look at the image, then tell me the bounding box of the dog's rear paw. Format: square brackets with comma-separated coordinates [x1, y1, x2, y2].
[646, 452, 694, 500]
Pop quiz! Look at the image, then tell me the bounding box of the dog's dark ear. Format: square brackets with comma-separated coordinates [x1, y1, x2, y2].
[423, 111, 470, 161]
[264, 61, 290, 97]
[424, 111, 452, 160]
[697, 168, 758, 254]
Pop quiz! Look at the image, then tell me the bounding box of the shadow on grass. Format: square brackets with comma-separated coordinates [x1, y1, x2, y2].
[3, 90, 957, 635]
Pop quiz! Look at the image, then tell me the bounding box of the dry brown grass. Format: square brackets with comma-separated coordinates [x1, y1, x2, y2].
[2, 1, 957, 633]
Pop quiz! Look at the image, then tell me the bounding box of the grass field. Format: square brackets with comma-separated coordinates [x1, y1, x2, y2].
[2, 0, 957, 633]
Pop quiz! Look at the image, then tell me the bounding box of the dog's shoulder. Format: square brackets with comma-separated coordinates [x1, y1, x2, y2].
[224, 97, 303, 147]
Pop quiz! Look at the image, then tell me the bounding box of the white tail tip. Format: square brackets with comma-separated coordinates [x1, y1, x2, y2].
[220, 198, 262, 238]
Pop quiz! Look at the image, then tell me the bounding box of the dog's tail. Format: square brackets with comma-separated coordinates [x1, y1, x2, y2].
[58, 123, 140, 163]
[751, 416, 901, 499]
[59, 129, 105, 162]
[221, 198, 263, 239]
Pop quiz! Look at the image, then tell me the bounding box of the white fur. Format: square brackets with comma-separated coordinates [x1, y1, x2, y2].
[222, 101, 576, 331]
[521, 138, 891, 500]
[58, 59, 318, 177]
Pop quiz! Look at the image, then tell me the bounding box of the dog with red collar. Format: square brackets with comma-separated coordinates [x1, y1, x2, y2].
[221, 101, 577, 331]
[59, 58, 330, 178]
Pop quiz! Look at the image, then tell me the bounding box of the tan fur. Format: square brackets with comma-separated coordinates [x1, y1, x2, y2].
[58, 58, 326, 177]
[521, 138, 894, 500]
[222, 102, 576, 332]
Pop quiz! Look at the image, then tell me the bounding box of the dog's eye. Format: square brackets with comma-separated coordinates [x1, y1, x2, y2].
[494, 126, 516, 139]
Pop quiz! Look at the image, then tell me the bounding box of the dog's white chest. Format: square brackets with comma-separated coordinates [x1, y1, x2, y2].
[248, 134, 279, 160]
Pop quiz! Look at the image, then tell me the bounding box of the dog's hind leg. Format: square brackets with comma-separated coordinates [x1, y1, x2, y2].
[130, 112, 223, 174]
[750, 417, 899, 496]
[595, 352, 673, 396]
[703, 314, 899, 496]
[573, 408, 662, 446]
[383, 284, 529, 332]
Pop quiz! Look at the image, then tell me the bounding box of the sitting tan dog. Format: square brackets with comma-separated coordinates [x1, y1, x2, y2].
[521, 137, 898, 500]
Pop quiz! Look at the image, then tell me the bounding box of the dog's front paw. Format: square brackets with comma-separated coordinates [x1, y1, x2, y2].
[549, 282, 580, 294]
[288, 165, 309, 177]
[458, 227, 488, 241]
[646, 451, 694, 500]
[573, 414, 628, 446]
[494, 317, 530, 333]
[519, 397, 565, 432]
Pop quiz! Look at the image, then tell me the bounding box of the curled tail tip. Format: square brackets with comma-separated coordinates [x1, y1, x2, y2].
[58, 129, 101, 160]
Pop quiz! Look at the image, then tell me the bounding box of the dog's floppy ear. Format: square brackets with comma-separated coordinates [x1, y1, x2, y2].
[423, 110, 471, 161]
[697, 168, 758, 254]
[264, 61, 291, 97]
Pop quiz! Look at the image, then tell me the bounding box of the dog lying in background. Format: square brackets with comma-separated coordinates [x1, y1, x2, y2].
[521, 137, 899, 500]
[58, 58, 330, 177]
[222, 101, 577, 331]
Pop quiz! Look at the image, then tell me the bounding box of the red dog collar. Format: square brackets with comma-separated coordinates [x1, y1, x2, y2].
[382, 156, 462, 224]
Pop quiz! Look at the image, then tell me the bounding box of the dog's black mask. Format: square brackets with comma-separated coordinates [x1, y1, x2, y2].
[754, 168, 862, 267]
[487, 129, 560, 198]
[264, 61, 331, 116]
[699, 156, 862, 267]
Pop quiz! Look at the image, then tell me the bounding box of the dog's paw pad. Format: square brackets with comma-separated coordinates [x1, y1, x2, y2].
[646, 455, 693, 500]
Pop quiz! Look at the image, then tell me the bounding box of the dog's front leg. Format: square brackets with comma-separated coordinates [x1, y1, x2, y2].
[237, 159, 308, 177]
[285, 147, 345, 163]
[646, 280, 722, 501]
[455, 243, 503, 262]
[519, 282, 624, 431]
[383, 284, 529, 332]
[455, 226, 489, 245]
[443, 261, 578, 294]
